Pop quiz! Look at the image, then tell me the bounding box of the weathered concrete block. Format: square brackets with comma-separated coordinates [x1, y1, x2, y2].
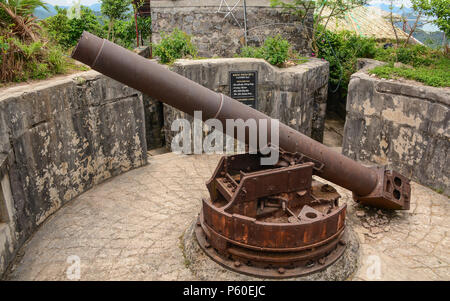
[161, 57, 329, 151]
[0, 70, 148, 276]
[343, 59, 450, 195]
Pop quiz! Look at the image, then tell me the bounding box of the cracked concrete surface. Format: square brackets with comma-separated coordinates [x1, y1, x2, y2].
[4, 153, 449, 281]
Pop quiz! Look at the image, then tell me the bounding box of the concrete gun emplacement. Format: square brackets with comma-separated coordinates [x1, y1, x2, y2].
[72, 32, 411, 278]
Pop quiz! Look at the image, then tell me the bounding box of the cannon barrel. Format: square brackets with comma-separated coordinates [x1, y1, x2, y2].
[72, 32, 411, 210]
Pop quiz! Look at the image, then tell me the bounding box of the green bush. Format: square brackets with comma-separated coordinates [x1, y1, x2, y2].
[47, 45, 67, 74]
[44, 6, 105, 49]
[0, 33, 71, 83]
[238, 35, 291, 66]
[316, 28, 377, 95]
[0, 1, 79, 84]
[374, 44, 437, 67]
[239, 45, 265, 59]
[262, 35, 290, 66]
[153, 28, 198, 64]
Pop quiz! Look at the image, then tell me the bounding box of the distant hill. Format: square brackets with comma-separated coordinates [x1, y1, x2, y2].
[34, 5, 62, 19]
[369, 3, 415, 16]
[414, 29, 445, 48]
[34, 3, 102, 19]
[368, 4, 444, 46]
[90, 3, 102, 12]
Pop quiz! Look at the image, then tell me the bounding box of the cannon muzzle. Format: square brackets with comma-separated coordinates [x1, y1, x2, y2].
[72, 31, 411, 210]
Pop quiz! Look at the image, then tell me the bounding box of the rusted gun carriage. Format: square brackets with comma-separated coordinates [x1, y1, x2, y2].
[72, 32, 411, 278]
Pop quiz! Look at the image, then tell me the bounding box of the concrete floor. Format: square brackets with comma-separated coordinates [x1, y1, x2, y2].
[4, 150, 449, 281]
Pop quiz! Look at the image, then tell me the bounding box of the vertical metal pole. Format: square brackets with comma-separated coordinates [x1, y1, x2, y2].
[134, 10, 140, 48]
[243, 0, 248, 46]
[149, 0, 153, 58]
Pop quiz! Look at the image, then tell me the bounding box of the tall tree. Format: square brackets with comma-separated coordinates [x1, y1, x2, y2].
[412, 0, 450, 50]
[271, 0, 367, 53]
[101, 0, 131, 42]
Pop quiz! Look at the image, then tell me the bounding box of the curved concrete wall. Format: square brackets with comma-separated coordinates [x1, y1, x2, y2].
[0, 71, 148, 276]
[343, 59, 449, 195]
[164, 57, 329, 148]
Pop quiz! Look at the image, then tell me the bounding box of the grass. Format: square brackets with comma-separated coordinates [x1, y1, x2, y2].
[0, 57, 90, 89]
[369, 45, 450, 88]
[369, 61, 450, 87]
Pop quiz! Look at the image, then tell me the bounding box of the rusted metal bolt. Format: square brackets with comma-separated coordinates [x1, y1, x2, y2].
[204, 242, 211, 249]
[339, 239, 346, 246]
[278, 268, 285, 274]
[234, 261, 241, 268]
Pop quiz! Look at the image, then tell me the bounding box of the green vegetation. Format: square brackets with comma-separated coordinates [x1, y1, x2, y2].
[0, 31, 82, 83]
[0, 0, 79, 83]
[113, 16, 152, 50]
[316, 28, 377, 95]
[369, 45, 450, 87]
[268, 0, 449, 97]
[153, 28, 198, 64]
[44, 6, 105, 49]
[315, 29, 449, 100]
[1, 0, 151, 84]
[260, 35, 290, 66]
[412, 0, 449, 42]
[44, 4, 151, 51]
[0, 0, 49, 42]
[270, 0, 367, 53]
[414, 29, 446, 49]
[239, 35, 290, 66]
[100, 0, 131, 42]
[238, 35, 304, 67]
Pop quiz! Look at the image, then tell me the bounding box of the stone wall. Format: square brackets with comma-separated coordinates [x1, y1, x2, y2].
[163, 57, 329, 148]
[0, 71, 149, 276]
[151, 0, 313, 58]
[144, 95, 165, 150]
[343, 59, 450, 195]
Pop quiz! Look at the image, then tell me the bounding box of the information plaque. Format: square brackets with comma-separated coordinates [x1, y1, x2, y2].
[229, 71, 258, 108]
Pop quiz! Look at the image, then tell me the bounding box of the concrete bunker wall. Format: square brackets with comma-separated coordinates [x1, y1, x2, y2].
[151, 0, 313, 58]
[343, 59, 450, 195]
[0, 71, 149, 276]
[163, 57, 329, 148]
[0, 56, 328, 277]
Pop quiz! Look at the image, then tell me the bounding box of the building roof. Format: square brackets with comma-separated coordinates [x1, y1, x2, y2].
[322, 6, 412, 41]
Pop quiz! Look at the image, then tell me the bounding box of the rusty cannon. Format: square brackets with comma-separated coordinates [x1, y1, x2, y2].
[72, 32, 411, 278]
